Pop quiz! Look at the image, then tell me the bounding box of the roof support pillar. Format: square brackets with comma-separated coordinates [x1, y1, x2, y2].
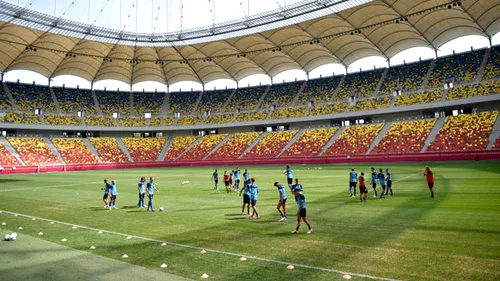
[1, 72, 3, 82]
[306, 71, 309, 81]
[387, 58, 390, 67]
[91, 81, 94, 90]
[434, 49, 438, 59]
[48, 78, 51, 87]
[488, 36, 492, 48]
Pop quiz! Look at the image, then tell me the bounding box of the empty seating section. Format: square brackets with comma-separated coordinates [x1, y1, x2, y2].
[282, 128, 338, 157]
[204, 113, 234, 124]
[428, 50, 484, 88]
[0, 86, 11, 109]
[53, 87, 96, 114]
[44, 114, 82, 126]
[0, 142, 20, 166]
[133, 92, 165, 114]
[119, 117, 146, 127]
[394, 89, 443, 107]
[8, 83, 56, 112]
[95, 91, 130, 115]
[169, 92, 200, 115]
[88, 138, 129, 163]
[122, 138, 166, 162]
[4, 112, 41, 124]
[446, 80, 500, 100]
[325, 124, 384, 155]
[224, 86, 265, 112]
[149, 117, 176, 126]
[196, 90, 232, 114]
[492, 137, 500, 149]
[336, 69, 383, 100]
[371, 119, 437, 154]
[8, 137, 61, 165]
[243, 131, 297, 158]
[270, 107, 306, 120]
[177, 115, 203, 126]
[379, 61, 430, 95]
[164, 136, 197, 161]
[427, 111, 498, 152]
[482, 46, 500, 80]
[208, 132, 261, 160]
[307, 102, 347, 116]
[51, 138, 99, 164]
[178, 134, 227, 161]
[297, 76, 341, 105]
[234, 111, 268, 122]
[84, 116, 116, 127]
[260, 82, 302, 109]
[348, 97, 391, 112]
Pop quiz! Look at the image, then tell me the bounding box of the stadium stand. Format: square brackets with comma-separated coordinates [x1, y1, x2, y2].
[482, 46, 500, 80]
[133, 92, 165, 115]
[281, 127, 338, 157]
[492, 137, 500, 149]
[44, 114, 82, 126]
[122, 138, 167, 162]
[88, 137, 130, 163]
[336, 69, 384, 100]
[207, 132, 261, 160]
[234, 111, 268, 122]
[169, 91, 200, 115]
[51, 138, 99, 164]
[224, 86, 266, 112]
[149, 117, 176, 127]
[7, 83, 57, 112]
[243, 131, 297, 158]
[4, 112, 42, 124]
[8, 137, 61, 165]
[260, 81, 303, 109]
[296, 76, 342, 105]
[0, 142, 21, 166]
[371, 119, 437, 154]
[119, 117, 146, 127]
[53, 87, 97, 114]
[379, 61, 431, 95]
[307, 102, 347, 116]
[269, 107, 307, 120]
[324, 124, 384, 155]
[177, 115, 203, 126]
[394, 89, 443, 107]
[427, 111, 498, 151]
[427, 50, 484, 88]
[348, 96, 392, 112]
[84, 116, 117, 127]
[164, 136, 197, 161]
[446, 80, 500, 100]
[178, 134, 228, 161]
[0, 86, 12, 110]
[95, 90, 130, 115]
[204, 113, 234, 124]
[196, 90, 232, 114]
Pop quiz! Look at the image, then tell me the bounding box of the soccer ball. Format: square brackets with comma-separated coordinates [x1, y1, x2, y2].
[159, 207, 164, 212]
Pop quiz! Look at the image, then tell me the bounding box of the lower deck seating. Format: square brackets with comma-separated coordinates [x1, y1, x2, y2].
[122, 138, 166, 162]
[178, 134, 228, 161]
[208, 132, 261, 159]
[88, 138, 130, 163]
[492, 137, 500, 149]
[324, 124, 384, 155]
[8, 137, 61, 165]
[0, 142, 20, 166]
[164, 136, 197, 161]
[51, 138, 99, 164]
[243, 131, 297, 158]
[281, 128, 338, 157]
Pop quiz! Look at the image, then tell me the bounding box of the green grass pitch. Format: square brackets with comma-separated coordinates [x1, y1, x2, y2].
[0, 161, 499, 281]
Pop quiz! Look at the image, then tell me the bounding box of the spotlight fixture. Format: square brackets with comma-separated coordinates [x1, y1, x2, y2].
[25, 46, 37, 52]
[203, 58, 212, 62]
[237, 53, 247, 58]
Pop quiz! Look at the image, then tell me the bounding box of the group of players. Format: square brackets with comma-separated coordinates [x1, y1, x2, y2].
[101, 177, 160, 211]
[348, 168, 394, 201]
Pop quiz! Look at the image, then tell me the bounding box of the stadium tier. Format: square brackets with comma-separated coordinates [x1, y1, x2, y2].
[427, 50, 484, 88]
[0, 142, 21, 166]
[297, 76, 342, 105]
[178, 134, 228, 161]
[269, 107, 307, 120]
[196, 90, 233, 114]
[169, 91, 200, 115]
[84, 116, 117, 127]
[44, 114, 82, 126]
[307, 102, 347, 116]
[394, 89, 443, 107]
[336, 69, 384, 100]
[164, 136, 197, 161]
[324, 124, 384, 155]
[224, 86, 266, 112]
[51, 138, 99, 164]
[207, 132, 262, 160]
[6, 83, 56, 112]
[243, 131, 297, 158]
[260, 81, 303, 109]
[133, 92, 165, 115]
[348, 96, 392, 112]
[482, 46, 500, 80]
[204, 113, 235, 124]
[53, 87, 97, 114]
[88, 138, 130, 163]
[234, 111, 268, 122]
[0, 85, 12, 110]
[95, 90, 130, 115]
[149, 117, 176, 126]
[4, 112, 42, 124]
[281, 127, 339, 157]
[379, 60, 431, 95]
[122, 138, 167, 162]
[8, 137, 61, 165]
[371, 119, 437, 154]
[177, 115, 203, 126]
[119, 117, 146, 127]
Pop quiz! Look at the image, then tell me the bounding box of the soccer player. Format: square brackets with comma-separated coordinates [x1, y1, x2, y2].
[291, 187, 313, 234]
[249, 177, 259, 219]
[239, 177, 251, 215]
[359, 172, 368, 202]
[424, 166, 435, 198]
[385, 168, 393, 196]
[274, 182, 287, 221]
[349, 168, 358, 198]
[284, 165, 293, 189]
[234, 167, 241, 191]
[101, 179, 111, 208]
[109, 180, 118, 210]
[377, 169, 386, 199]
[211, 169, 218, 190]
[243, 169, 250, 191]
[137, 177, 146, 208]
[291, 178, 303, 202]
[371, 167, 378, 198]
[229, 170, 234, 190]
[223, 171, 231, 193]
[146, 177, 160, 212]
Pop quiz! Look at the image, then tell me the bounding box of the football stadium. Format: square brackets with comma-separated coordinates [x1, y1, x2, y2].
[0, 0, 499, 280]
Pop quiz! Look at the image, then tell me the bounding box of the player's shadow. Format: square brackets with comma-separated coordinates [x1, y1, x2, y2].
[88, 207, 110, 211]
[121, 205, 137, 209]
[0, 178, 29, 183]
[224, 213, 242, 217]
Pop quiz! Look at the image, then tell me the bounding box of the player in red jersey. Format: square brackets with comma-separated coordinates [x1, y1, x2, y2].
[424, 166, 435, 198]
[358, 172, 368, 202]
[223, 171, 231, 193]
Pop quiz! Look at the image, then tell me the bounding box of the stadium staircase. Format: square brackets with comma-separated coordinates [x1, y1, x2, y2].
[82, 138, 103, 163]
[157, 136, 174, 161]
[220, 88, 236, 113]
[373, 68, 388, 97]
[40, 114, 47, 125]
[420, 117, 446, 152]
[486, 113, 500, 150]
[289, 81, 307, 107]
[366, 121, 393, 154]
[2, 83, 18, 110]
[255, 85, 271, 110]
[49, 87, 62, 114]
[329, 76, 345, 102]
[276, 129, 304, 157]
[421, 59, 436, 90]
[389, 94, 396, 108]
[115, 138, 134, 162]
[0, 137, 25, 166]
[191, 92, 203, 115]
[43, 138, 66, 164]
[318, 127, 345, 156]
[440, 88, 448, 102]
[91, 90, 103, 115]
[203, 134, 233, 160]
[238, 132, 266, 159]
[174, 136, 202, 161]
[160, 92, 170, 114]
[475, 48, 490, 82]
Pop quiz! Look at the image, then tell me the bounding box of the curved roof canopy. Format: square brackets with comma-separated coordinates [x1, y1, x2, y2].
[0, 0, 498, 86]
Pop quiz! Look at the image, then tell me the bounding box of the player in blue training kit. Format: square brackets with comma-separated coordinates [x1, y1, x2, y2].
[291, 187, 313, 234]
[371, 167, 379, 198]
[385, 168, 393, 196]
[377, 169, 386, 199]
[349, 168, 358, 197]
[284, 165, 293, 189]
[146, 177, 160, 212]
[211, 169, 218, 190]
[274, 182, 287, 221]
[229, 170, 234, 189]
[109, 180, 118, 210]
[249, 177, 259, 219]
[137, 177, 146, 208]
[239, 176, 251, 215]
[291, 178, 303, 202]
[234, 168, 241, 191]
[101, 179, 112, 208]
[243, 169, 250, 190]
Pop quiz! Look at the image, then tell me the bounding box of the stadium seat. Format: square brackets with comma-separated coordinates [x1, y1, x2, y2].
[0, 142, 21, 166]
[492, 137, 500, 150]
[394, 89, 443, 107]
[7, 83, 56, 112]
[204, 113, 235, 124]
[44, 114, 82, 126]
[260, 81, 303, 109]
[95, 90, 131, 115]
[119, 117, 146, 127]
[379, 61, 431, 95]
[149, 117, 176, 127]
[324, 124, 384, 155]
[224, 86, 266, 113]
[307, 102, 347, 116]
[243, 131, 297, 158]
[169, 91, 200, 115]
[427, 111, 498, 151]
[51, 138, 99, 164]
[208, 132, 262, 160]
[281, 128, 338, 157]
[234, 111, 268, 123]
[122, 138, 167, 162]
[482, 46, 500, 80]
[133, 92, 165, 115]
[84, 116, 117, 127]
[371, 119, 437, 154]
[5, 112, 42, 124]
[164, 136, 197, 161]
[336, 69, 384, 100]
[348, 97, 391, 112]
[178, 134, 228, 161]
[8, 137, 61, 165]
[53, 87, 97, 114]
[428, 50, 484, 88]
[88, 138, 130, 163]
[177, 115, 203, 126]
[269, 107, 306, 120]
[196, 90, 233, 115]
[296, 76, 342, 105]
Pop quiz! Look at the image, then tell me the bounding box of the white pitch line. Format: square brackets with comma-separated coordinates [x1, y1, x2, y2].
[1, 210, 400, 281]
